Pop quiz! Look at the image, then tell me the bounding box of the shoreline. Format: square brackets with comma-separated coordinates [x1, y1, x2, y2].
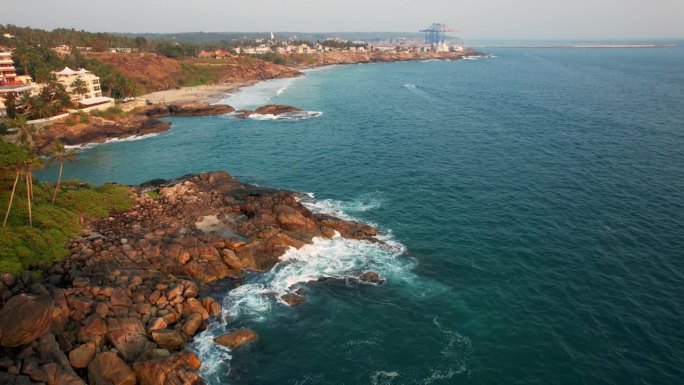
[0, 171, 383, 385]
[136, 50, 476, 106]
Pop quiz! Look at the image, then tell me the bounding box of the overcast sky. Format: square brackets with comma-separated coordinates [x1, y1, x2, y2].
[2, 0, 683, 39]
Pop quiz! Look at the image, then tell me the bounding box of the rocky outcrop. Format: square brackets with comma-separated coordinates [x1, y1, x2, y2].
[34, 115, 170, 154]
[213, 328, 258, 350]
[0, 170, 380, 384]
[139, 102, 235, 118]
[359, 271, 385, 285]
[235, 104, 303, 119]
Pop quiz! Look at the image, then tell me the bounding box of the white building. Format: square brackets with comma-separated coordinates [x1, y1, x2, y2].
[52, 67, 103, 102]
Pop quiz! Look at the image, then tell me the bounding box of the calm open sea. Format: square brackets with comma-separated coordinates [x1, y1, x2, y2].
[39, 44, 684, 384]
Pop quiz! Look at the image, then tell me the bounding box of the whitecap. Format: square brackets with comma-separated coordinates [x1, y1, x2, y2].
[247, 111, 323, 121]
[370, 370, 400, 385]
[220, 77, 301, 110]
[64, 132, 162, 151]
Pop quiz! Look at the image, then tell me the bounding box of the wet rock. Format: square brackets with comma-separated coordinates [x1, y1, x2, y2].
[359, 271, 385, 284]
[181, 313, 203, 337]
[0, 294, 53, 347]
[280, 293, 305, 307]
[213, 328, 258, 350]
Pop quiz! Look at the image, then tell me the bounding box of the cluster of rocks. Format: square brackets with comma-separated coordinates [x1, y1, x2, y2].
[138, 102, 235, 118]
[0, 171, 381, 385]
[234, 104, 303, 119]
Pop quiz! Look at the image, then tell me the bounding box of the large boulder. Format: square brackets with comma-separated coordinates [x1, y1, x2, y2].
[87, 352, 136, 385]
[105, 317, 152, 362]
[151, 329, 186, 350]
[133, 351, 202, 385]
[213, 328, 258, 350]
[0, 293, 53, 347]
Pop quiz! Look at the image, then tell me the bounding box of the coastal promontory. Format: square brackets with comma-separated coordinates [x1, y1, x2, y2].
[0, 171, 379, 385]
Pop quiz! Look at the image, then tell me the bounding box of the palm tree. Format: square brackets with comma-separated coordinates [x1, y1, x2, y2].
[15, 117, 42, 226]
[48, 141, 78, 204]
[1, 142, 29, 228]
[71, 77, 88, 101]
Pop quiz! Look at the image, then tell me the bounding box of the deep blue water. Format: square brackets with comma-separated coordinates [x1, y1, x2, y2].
[39, 46, 684, 384]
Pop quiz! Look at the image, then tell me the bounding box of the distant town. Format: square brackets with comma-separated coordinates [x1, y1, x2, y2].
[0, 24, 467, 126]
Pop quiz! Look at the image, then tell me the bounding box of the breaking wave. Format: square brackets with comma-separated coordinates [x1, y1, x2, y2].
[247, 111, 324, 121]
[191, 193, 417, 382]
[64, 132, 162, 151]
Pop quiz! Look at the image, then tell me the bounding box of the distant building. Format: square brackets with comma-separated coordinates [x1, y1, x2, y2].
[0, 51, 17, 83]
[0, 51, 37, 116]
[52, 67, 103, 102]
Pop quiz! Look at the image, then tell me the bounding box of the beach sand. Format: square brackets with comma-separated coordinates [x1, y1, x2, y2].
[140, 81, 259, 105]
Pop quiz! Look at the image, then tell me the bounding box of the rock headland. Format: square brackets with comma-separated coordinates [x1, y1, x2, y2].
[0, 171, 379, 385]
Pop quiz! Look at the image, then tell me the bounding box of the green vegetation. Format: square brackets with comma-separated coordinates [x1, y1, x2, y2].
[10, 44, 138, 98]
[89, 107, 126, 119]
[0, 139, 133, 275]
[254, 52, 286, 66]
[321, 39, 368, 49]
[179, 63, 220, 86]
[0, 24, 140, 52]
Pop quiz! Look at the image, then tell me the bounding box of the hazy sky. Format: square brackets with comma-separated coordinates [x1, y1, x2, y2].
[2, 0, 683, 39]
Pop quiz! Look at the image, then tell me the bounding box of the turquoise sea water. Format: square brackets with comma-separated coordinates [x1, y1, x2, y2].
[39, 46, 684, 384]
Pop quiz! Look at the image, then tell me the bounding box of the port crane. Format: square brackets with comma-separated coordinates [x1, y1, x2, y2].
[419, 23, 458, 45]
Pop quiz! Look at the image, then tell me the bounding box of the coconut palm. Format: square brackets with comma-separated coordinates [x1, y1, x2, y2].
[71, 77, 88, 101]
[1, 141, 29, 227]
[15, 116, 43, 226]
[48, 141, 78, 204]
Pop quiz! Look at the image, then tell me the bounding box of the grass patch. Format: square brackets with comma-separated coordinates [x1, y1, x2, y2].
[0, 173, 134, 275]
[180, 63, 221, 87]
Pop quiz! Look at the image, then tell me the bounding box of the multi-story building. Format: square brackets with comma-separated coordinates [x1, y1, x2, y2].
[0, 51, 17, 83]
[0, 51, 36, 117]
[52, 67, 103, 102]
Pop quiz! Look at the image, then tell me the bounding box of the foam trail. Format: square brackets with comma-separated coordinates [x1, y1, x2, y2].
[247, 111, 323, 121]
[220, 77, 300, 110]
[64, 132, 162, 151]
[190, 193, 444, 384]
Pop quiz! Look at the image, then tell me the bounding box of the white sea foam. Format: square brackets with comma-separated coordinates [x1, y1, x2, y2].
[192, 193, 422, 383]
[370, 370, 400, 385]
[64, 132, 161, 151]
[404, 83, 417, 89]
[220, 77, 300, 110]
[299, 192, 384, 222]
[247, 111, 323, 121]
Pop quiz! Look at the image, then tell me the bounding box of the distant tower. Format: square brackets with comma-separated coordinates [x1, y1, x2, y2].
[419, 23, 457, 45]
[270, 32, 275, 41]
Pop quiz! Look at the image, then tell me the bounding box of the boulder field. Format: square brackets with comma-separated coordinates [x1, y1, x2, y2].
[0, 171, 379, 385]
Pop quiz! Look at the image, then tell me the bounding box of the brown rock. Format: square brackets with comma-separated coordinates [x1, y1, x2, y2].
[151, 329, 186, 350]
[147, 317, 167, 333]
[133, 351, 202, 385]
[0, 294, 53, 347]
[359, 271, 385, 284]
[88, 352, 136, 385]
[68, 342, 97, 369]
[213, 328, 258, 350]
[181, 313, 203, 337]
[105, 317, 151, 362]
[185, 298, 209, 320]
[281, 293, 305, 307]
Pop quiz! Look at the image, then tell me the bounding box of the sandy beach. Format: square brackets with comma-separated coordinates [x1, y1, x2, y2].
[140, 81, 260, 104]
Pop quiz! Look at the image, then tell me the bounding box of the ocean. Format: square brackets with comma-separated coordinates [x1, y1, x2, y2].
[38, 45, 684, 384]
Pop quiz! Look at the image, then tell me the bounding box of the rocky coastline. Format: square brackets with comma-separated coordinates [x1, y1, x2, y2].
[0, 171, 380, 385]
